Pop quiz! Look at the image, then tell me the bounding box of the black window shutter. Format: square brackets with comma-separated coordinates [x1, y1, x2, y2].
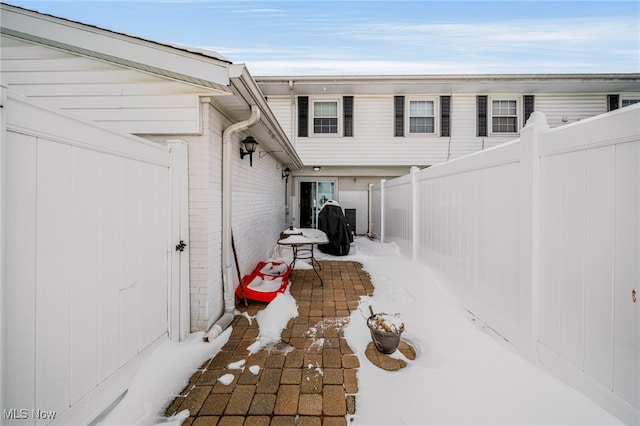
[607, 94, 620, 112]
[440, 96, 451, 137]
[523, 95, 535, 125]
[343, 96, 354, 137]
[477, 95, 488, 137]
[394, 96, 405, 137]
[298, 96, 309, 137]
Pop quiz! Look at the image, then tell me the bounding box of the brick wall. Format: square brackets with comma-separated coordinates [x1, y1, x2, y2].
[186, 100, 223, 331]
[231, 143, 287, 278]
[185, 100, 287, 331]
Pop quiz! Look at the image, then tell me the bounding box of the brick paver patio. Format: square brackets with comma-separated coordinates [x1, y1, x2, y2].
[165, 260, 375, 426]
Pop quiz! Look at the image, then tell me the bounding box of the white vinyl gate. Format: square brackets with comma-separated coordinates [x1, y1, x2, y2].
[1, 89, 189, 425]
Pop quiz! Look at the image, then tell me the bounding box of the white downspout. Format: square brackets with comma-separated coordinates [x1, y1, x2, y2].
[207, 104, 260, 339]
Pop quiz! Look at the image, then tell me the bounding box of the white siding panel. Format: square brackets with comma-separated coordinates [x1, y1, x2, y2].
[2, 69, 163, 84]
[584, 146, 615, 390]
[36, 138, 72, 418]
[0, 35, 209, 135]
[536, 94, 607, 128]
[295, 95, 452, 166]
[449, 94, 482, 160]
[28, 94, 199, 109]
[66, 107, 197, 124]
[266, 96, 293, 142]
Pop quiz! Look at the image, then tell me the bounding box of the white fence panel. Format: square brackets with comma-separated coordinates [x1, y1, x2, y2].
[2, 91, 173, 425]
[414, 141, 522, 346]
[371, 105, 640, 424]
[537, 106, 640, 424]
[369, 183, 382, 239]
[383, 174, 412, 255]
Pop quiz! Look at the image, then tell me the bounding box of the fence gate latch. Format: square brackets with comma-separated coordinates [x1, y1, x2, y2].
[175, 240, 187, 252]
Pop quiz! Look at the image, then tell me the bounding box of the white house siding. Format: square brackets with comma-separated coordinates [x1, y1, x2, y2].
[265, 96, 294, 143]
[264, 90, 636, 168]
[535, 94, 608, 127]
[292, 95, 451, 166]
[0, 35, 214, 135]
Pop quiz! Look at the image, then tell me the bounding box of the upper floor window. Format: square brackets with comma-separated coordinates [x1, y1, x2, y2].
[621, 98, 640, 107]
[313, 101, 338, 134]
[409, 100, 435, 133]
[491, 99, 518, 133]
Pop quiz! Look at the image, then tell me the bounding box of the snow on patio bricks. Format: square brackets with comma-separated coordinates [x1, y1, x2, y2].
[163, 260, 372, 425]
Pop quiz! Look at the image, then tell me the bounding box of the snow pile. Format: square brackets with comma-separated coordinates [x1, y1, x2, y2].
[99, 329, 231, 426]
[246, 291, 298, 354]
[259, 261, 288, 276]
[246, 275, 284, 293]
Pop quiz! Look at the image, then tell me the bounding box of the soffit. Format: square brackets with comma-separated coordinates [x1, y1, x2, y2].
[257, 74, 640, 96]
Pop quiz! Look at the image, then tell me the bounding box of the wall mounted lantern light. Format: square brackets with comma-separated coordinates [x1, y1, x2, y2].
[281, 167, 291, 180]
[240, 136, 259, 166]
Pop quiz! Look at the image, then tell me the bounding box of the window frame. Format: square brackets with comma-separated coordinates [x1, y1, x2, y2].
[405, 96, 439, 137]
[489, 96, 520, 135]
[621, 97, 640, 108]
[310, 98, 341, 137]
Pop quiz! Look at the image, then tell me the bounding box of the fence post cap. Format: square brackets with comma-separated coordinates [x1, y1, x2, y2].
[524, 111, 549, 129]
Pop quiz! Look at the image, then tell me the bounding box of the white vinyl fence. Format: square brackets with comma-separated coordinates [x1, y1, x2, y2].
[1, 90, 188, 425]
[370, 105, 640, 425]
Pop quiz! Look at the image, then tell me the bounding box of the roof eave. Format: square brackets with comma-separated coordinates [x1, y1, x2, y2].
[229, 65, 304, 169]
[1, 3, 231, 89]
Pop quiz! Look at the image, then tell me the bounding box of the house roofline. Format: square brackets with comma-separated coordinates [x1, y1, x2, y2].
[1, 2, 232, 88]
[256, 73, 640, 96]
[256, 73, 640, 82]
[229, 65, 303, 169]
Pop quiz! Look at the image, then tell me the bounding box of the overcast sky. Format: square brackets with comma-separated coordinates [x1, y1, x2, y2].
[5, 0, 640, 75]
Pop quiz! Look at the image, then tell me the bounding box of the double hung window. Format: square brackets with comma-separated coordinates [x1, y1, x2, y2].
[313, 101, 338, 134]
[409, 100, 435, 134]
[491, 99, 518, 133]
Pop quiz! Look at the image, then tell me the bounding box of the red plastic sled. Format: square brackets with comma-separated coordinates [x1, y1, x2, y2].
[235, 261, 292, 303]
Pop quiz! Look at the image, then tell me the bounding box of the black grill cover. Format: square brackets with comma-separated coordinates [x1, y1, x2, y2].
[317, 201, 353, 256]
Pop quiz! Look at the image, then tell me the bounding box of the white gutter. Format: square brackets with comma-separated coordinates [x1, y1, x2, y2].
[207, 104, 260, 339]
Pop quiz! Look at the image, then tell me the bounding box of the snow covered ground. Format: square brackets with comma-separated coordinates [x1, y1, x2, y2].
[319, 238, 623, 425]
[101, 236, 623, 425]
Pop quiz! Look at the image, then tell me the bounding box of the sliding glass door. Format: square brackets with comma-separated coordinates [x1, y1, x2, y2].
[299, 180, 336, 228]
